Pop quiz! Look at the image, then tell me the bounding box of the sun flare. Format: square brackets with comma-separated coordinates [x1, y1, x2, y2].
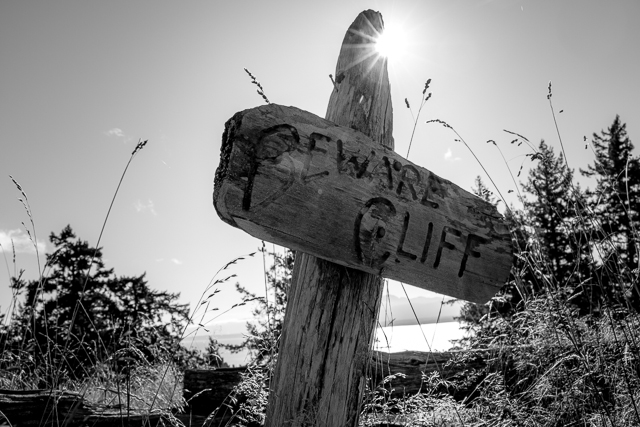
[375, 24, 409, 65]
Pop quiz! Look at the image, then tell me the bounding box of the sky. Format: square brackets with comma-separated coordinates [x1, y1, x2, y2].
[1, 0, 639, 336]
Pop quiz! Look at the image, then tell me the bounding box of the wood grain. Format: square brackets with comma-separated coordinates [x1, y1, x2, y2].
[262, 10, 390, 427]
[214, 103, 512, 303]
[182, 350, 488, 409]
[0, 389, 165, 426]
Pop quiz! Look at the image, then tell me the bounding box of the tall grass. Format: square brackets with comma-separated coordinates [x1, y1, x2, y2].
[1, 139, 199, 425]
[0, 134, 272, 426]
[2, 72, 637, 427]
[186, 78, 640, 427]
[358, 82, 640, 426]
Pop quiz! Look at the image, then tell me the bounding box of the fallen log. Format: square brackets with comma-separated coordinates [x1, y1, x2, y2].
[182, 350, 490, 415]
[370, 350, 482, 393]
[0, 389, 167, 427]
[0, 350, 491, 426]
[182, 366, 245, 415]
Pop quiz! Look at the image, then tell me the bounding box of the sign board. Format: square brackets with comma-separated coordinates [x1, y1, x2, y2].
[214, 104, 512, 303]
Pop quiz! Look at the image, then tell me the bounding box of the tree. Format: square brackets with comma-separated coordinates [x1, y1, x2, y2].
[581, 116, 640, 309]
[522, 140, 591, 288]
[471, 175, 498, 207]
[5, 225, 199, 384]
[205, 337, 228, 368]
[224, 247, 294, 364]
[455, 176, 516, 336]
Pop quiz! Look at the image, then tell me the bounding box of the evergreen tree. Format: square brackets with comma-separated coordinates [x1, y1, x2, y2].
[581, 115, 640, 308]
[471, 175, 498, 207]
[522, 140, 589, 287]
[224, 248, 293, 364]
[6, 225, 198, 383]
[456, 177, 515, 336]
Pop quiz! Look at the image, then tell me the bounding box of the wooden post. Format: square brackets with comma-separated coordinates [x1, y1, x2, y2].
[214, 8, 512, 425]
[264, 10, 392, 426]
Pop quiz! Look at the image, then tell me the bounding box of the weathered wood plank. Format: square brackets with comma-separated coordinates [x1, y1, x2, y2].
[262, 10, 390, 427]
[0, 389, 165, 426]
[183, 367, 244, 415]
[369, 350, 487, 398]
[181, 350, 489, 409]
[214, 104, 512, 303]
[266, 254, 383, 426]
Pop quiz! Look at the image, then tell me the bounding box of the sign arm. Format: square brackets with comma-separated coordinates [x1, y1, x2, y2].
[214, 104, 513, 303]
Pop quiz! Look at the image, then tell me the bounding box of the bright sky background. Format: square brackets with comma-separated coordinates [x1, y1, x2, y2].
[2, 0, 639, 332]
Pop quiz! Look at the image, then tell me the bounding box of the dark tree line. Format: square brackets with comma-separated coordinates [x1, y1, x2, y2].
[581, 116, 640, 307]
[459, 115, 640, 331]
[1, 225, 203, 386]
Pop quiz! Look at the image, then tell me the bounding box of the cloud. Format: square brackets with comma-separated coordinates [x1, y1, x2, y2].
[134, 199, 158, 216]
[444, 148, 461, 162]
[0, 229, 47, 255]
[105, 127, 134, 144]
[106, 128, 125, 138]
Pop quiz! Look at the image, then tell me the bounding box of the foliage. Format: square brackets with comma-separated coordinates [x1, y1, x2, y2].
[205, 336, 229, 368]
[1, 225, 202, 386]
[454, 176, 515, 339]
[79, 356, 185, 413]
[522, 140, 591, 287]
[212, 108, 640, 426]
[433, 294, 640, 427]
[204, 247, 292, 425]
[361, 391, 470, 426]
[405, 114, 640, 426]
[471, 175, 498, 207]
[224, 246, 294, 364]
[229, 365, 270, 426]
[453, 177, 497, 331]
[581, 115, 640, 309]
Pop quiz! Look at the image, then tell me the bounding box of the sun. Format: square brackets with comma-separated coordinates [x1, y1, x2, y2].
[375, 23, 409, 65]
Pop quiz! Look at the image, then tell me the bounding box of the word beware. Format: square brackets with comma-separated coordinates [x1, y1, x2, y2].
[214, 104, 512, 303]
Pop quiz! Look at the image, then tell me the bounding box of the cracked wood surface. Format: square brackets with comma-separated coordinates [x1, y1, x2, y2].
[262, 10, 389, 427]
[214, 103, 512, 303]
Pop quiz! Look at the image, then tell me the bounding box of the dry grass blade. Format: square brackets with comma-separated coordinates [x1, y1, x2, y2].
[244, 67, 270, 104]
[426, 118, 509, 212]
[9, 176, 41, 274]
[405, 79, 432, 159]
[54, 137, 150, 385]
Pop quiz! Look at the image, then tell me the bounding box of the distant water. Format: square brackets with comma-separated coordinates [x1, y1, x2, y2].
[182, 332, 252, 367]
[374, 321, 466, 353]
[183, 321, 465, 367]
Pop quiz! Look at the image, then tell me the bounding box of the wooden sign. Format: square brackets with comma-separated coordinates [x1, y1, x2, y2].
[214, 103, 512, 303]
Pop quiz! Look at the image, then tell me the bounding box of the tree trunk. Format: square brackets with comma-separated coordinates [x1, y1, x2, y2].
[265, 10, 393, 427]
